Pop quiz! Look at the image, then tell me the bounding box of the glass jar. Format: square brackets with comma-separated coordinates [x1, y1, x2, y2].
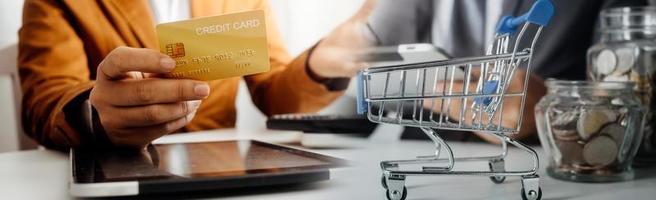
[535, 80, 646, 182]
[587, 6, 656, 165]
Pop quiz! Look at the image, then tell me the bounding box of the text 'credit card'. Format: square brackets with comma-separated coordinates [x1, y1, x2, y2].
[156, 10, 270, 81]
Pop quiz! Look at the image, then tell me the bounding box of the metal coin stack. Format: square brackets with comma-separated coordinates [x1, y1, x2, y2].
[549, 107, 626, 175]
[593, 48, 652, 104]
[591, 47, 656, 163]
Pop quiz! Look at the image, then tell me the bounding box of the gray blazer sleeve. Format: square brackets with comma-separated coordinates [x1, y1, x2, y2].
[368, 0, 434, 45]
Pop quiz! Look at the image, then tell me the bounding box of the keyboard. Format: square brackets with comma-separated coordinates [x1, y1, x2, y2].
[266, 114, 377, 134]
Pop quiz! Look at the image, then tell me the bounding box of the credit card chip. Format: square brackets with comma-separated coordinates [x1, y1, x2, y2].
[165, 43, 186, 58]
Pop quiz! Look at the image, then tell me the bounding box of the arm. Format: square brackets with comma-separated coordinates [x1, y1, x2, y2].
[18, 0, 94, 151]
[244, 0, 376, 115]
[241, 0, 340, 115]
[20, 0, 207, 150]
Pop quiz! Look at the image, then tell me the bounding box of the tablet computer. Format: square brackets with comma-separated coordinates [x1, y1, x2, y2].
[70, 140, 346, 197]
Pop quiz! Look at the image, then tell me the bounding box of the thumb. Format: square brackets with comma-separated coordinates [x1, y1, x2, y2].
[350, 0, 377, 21]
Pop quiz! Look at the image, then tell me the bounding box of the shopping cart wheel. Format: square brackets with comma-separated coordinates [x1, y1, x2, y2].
[488, 161, 506, 184]
[521, 175, 541, 200]
[489, 175, 506, 184]
[381, 175, 388, 189]
[520, 187, 542, 200]
[385, 186, 407, 200]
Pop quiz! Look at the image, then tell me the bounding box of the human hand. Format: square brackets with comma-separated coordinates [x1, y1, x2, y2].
[308, 0, 377, 78]
[424, 69, 545, 143]
[89, 47, 210, 148]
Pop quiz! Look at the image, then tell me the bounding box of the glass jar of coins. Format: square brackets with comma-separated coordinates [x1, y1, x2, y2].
[587, 6, 656, 165]
[535, 80, 646, 182]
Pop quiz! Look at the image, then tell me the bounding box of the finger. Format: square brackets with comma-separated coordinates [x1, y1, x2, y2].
[98, 46, 176, 80]
[355, 61, 370, 71]
[108, 79, 210, 106]
[109, 100, 201, 128]
[344, 61, 370, 77]
[134, 117, 188, 140]
[109, 117, 188, 148]
[350, 0, 377, 21]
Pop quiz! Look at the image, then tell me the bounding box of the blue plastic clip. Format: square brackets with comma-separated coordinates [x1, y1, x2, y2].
[496, 0, 554, 34]
[474, 80, 499, 106]
[356, 71, 368, 114]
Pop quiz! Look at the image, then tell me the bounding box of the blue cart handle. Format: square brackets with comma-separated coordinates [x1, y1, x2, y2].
[356, 71, 368, 114]
[496, 0, 554, 34]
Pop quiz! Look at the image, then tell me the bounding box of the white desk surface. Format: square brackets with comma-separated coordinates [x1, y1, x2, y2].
[1, 129, 655, 200]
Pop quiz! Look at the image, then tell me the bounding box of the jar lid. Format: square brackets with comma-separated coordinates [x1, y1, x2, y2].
[601, 6, 656, 32]
[545, 79, 635, 91]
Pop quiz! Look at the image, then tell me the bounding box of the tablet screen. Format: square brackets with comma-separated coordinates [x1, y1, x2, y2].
[72, 140, 345, 183]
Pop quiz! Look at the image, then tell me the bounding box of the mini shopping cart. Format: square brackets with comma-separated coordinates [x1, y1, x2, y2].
[356, 1, 554, 200]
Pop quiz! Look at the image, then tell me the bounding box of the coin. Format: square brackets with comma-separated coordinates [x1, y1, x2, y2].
[614, 48, 635, 75]
[596, 49, 617, 75]
[551, 110, 581, 140]
[593, 168, 616, 176]
[556, 140, 586, 165]
[556, 163, 576, 172]
[599, 123, 629, 162]
[553, 129, 580, 141]
[577, 110, 616, 140]
[551, 111, 578, 128]
[599, 123, 626, 144]
[603, 75, 629, 82]
[583, 135, 619, 167]
[611, 98, 625, 106]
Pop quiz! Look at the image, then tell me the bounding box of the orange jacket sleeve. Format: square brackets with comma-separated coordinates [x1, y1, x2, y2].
[18, 0, 95, 150]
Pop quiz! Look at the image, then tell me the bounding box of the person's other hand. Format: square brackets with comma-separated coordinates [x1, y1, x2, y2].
[90, 47, 210, 149]
[308, 0, 377, 78]
[476, 70, 545, 143]
[423, 69, 546, 143]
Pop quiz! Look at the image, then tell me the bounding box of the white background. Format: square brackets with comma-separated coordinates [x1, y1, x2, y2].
[0, 0, 26, 152]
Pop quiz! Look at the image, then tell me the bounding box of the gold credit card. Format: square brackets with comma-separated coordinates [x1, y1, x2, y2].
[156, 10, 270, 81]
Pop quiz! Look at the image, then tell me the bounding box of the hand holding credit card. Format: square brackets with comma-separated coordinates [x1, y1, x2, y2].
[156, 10, 270, 81]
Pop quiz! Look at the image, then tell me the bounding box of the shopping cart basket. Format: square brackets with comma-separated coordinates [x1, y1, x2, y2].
[356, 1, 554, 200]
